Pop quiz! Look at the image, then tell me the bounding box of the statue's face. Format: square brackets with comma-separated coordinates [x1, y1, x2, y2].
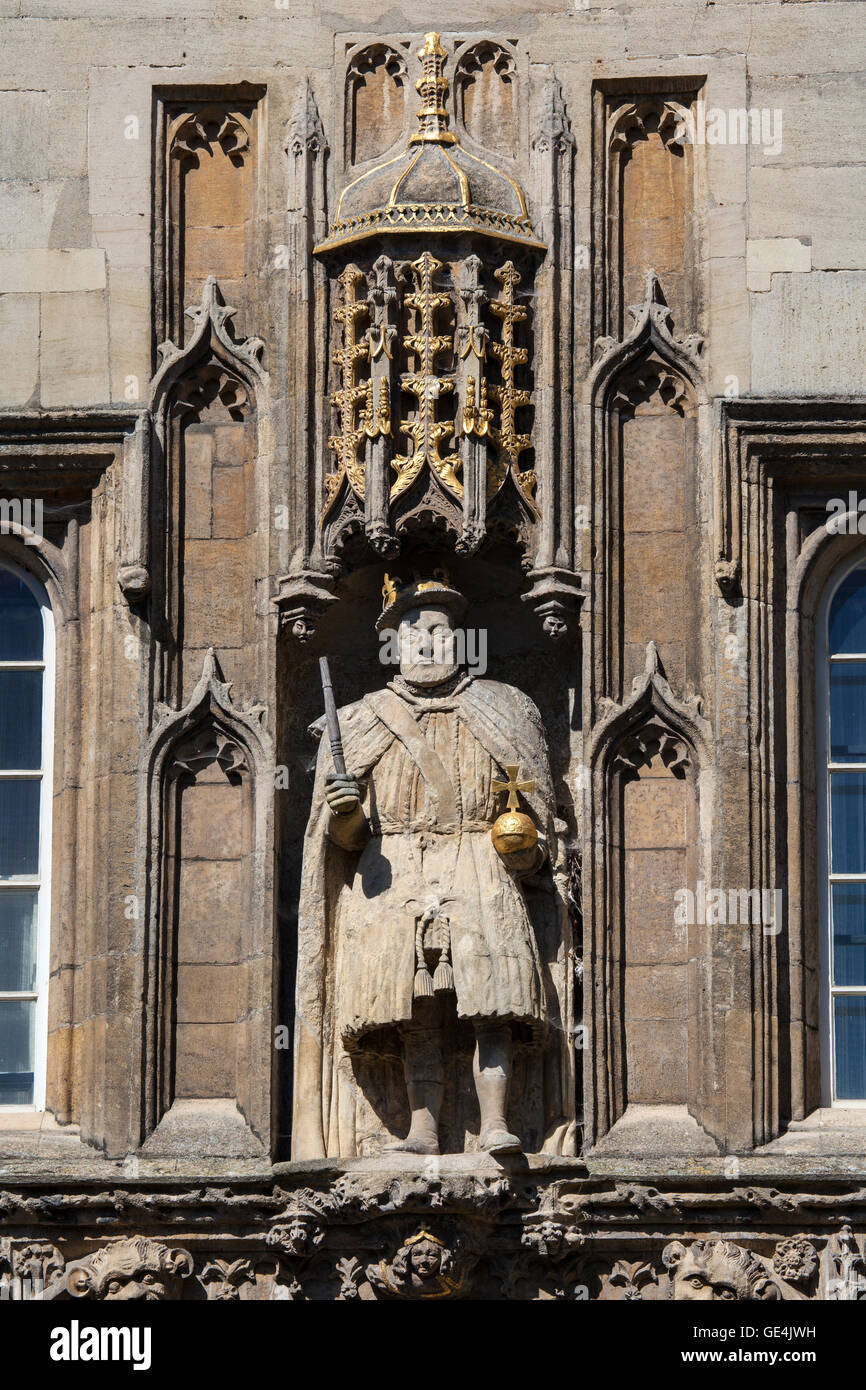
[397, 605, 459, 686]
[409, 1240, 442, 1280]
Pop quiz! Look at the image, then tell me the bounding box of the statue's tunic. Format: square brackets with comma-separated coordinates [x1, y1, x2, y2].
[293, 675, 573, 1160]
[333, 690, 547, 1042]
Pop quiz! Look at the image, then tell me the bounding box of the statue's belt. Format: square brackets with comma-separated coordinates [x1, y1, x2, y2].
[374, 822, 492, 836]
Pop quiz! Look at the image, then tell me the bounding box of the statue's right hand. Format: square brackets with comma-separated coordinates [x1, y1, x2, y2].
[325, 773, 362, 816]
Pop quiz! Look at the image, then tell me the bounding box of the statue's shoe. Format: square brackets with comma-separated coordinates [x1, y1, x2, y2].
[480, 1127, 522, 1155]
[382, 1137, 440, 1155]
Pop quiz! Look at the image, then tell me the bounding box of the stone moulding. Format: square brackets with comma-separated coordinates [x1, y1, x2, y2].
[714, 397, 866, 600]
[713, 400, 866, 1135]
[0, 410, 141, 616]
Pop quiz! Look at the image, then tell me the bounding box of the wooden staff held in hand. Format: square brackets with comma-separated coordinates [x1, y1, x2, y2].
[319, 656, 362, 817]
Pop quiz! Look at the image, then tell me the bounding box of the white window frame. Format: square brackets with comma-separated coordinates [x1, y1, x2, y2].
[817, 552, 866, 1107]
[0, 559, 53, 1112]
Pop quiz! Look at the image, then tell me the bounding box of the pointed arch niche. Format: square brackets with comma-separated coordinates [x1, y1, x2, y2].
[592, 86, 702, 345]
[139, 650, 274, 1155]
[588, 271, 707, 710]
[135, 276, 271, 713]
[586, 645, 715, 1153]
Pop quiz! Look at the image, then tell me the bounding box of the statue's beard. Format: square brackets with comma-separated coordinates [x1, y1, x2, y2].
[394, 666, 466, 697]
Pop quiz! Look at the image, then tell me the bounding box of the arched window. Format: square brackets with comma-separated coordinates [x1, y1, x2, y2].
[0, 564, 53, 1108]
[819, 559, 866, 1104]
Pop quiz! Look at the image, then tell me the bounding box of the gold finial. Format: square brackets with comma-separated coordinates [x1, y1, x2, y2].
[410, 31, 456, 145]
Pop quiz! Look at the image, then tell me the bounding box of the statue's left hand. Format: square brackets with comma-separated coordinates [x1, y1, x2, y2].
[497, 843, 544, 875]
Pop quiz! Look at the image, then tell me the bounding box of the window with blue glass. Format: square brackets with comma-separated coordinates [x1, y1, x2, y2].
[0, 565, 52, 1108]
[824, 561, 866, 1102]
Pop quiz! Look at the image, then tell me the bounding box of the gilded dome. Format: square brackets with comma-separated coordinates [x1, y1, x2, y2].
[315, 33, 544, 254]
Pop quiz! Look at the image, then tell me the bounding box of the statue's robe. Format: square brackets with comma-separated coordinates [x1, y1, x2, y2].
[292, 676, 577, 1159]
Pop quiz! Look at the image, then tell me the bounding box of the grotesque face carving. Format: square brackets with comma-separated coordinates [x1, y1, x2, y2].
[664, 1240, 779, 1302]
[397, 604, 459, 686]
[67, 1237, 195, 1301]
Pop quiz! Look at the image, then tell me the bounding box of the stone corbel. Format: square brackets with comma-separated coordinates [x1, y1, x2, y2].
[274, 569, 339, 643]
[520, 566, 585, 641]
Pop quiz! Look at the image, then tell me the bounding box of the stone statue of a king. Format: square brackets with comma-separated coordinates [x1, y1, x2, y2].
[292, 574, 577, 1159]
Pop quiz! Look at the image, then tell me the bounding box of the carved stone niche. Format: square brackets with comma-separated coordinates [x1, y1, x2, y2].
[279, 46, 580, 644]
[156, 92, 263, 351]
[344, 42, 409, 166]
[139, 650, 273, 1156]
[454, 40, 518, 155]
[585, 643, 715, 1153]
[278, 34, 586, 644]
[593, 87, 700, 346]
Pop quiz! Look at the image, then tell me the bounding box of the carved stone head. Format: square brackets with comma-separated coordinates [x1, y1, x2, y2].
[376, 571, 469, 688]
[369, 1229, 467, 1299]
[67, 1237, 194, 1301]
[663, 1239, 780, 1302]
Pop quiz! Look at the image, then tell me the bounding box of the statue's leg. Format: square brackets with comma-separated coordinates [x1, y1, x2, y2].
[386, 1006, 444, 1154]
[474, 1024, 522, 1155]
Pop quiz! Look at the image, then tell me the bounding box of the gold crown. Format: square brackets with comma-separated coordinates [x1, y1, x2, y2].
[376, 568, 467, 632]
[405, 1229, 446, 1249]
[381, 567, 451, 608]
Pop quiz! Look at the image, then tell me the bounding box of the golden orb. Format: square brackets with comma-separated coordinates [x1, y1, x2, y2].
[491, 809, 538, 856]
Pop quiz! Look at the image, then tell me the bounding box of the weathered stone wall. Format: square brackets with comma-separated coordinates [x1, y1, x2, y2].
[1, 0, 865, 1300]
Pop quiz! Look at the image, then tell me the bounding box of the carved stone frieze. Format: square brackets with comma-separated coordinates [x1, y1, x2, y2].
[1, 1171, 866, 1299]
